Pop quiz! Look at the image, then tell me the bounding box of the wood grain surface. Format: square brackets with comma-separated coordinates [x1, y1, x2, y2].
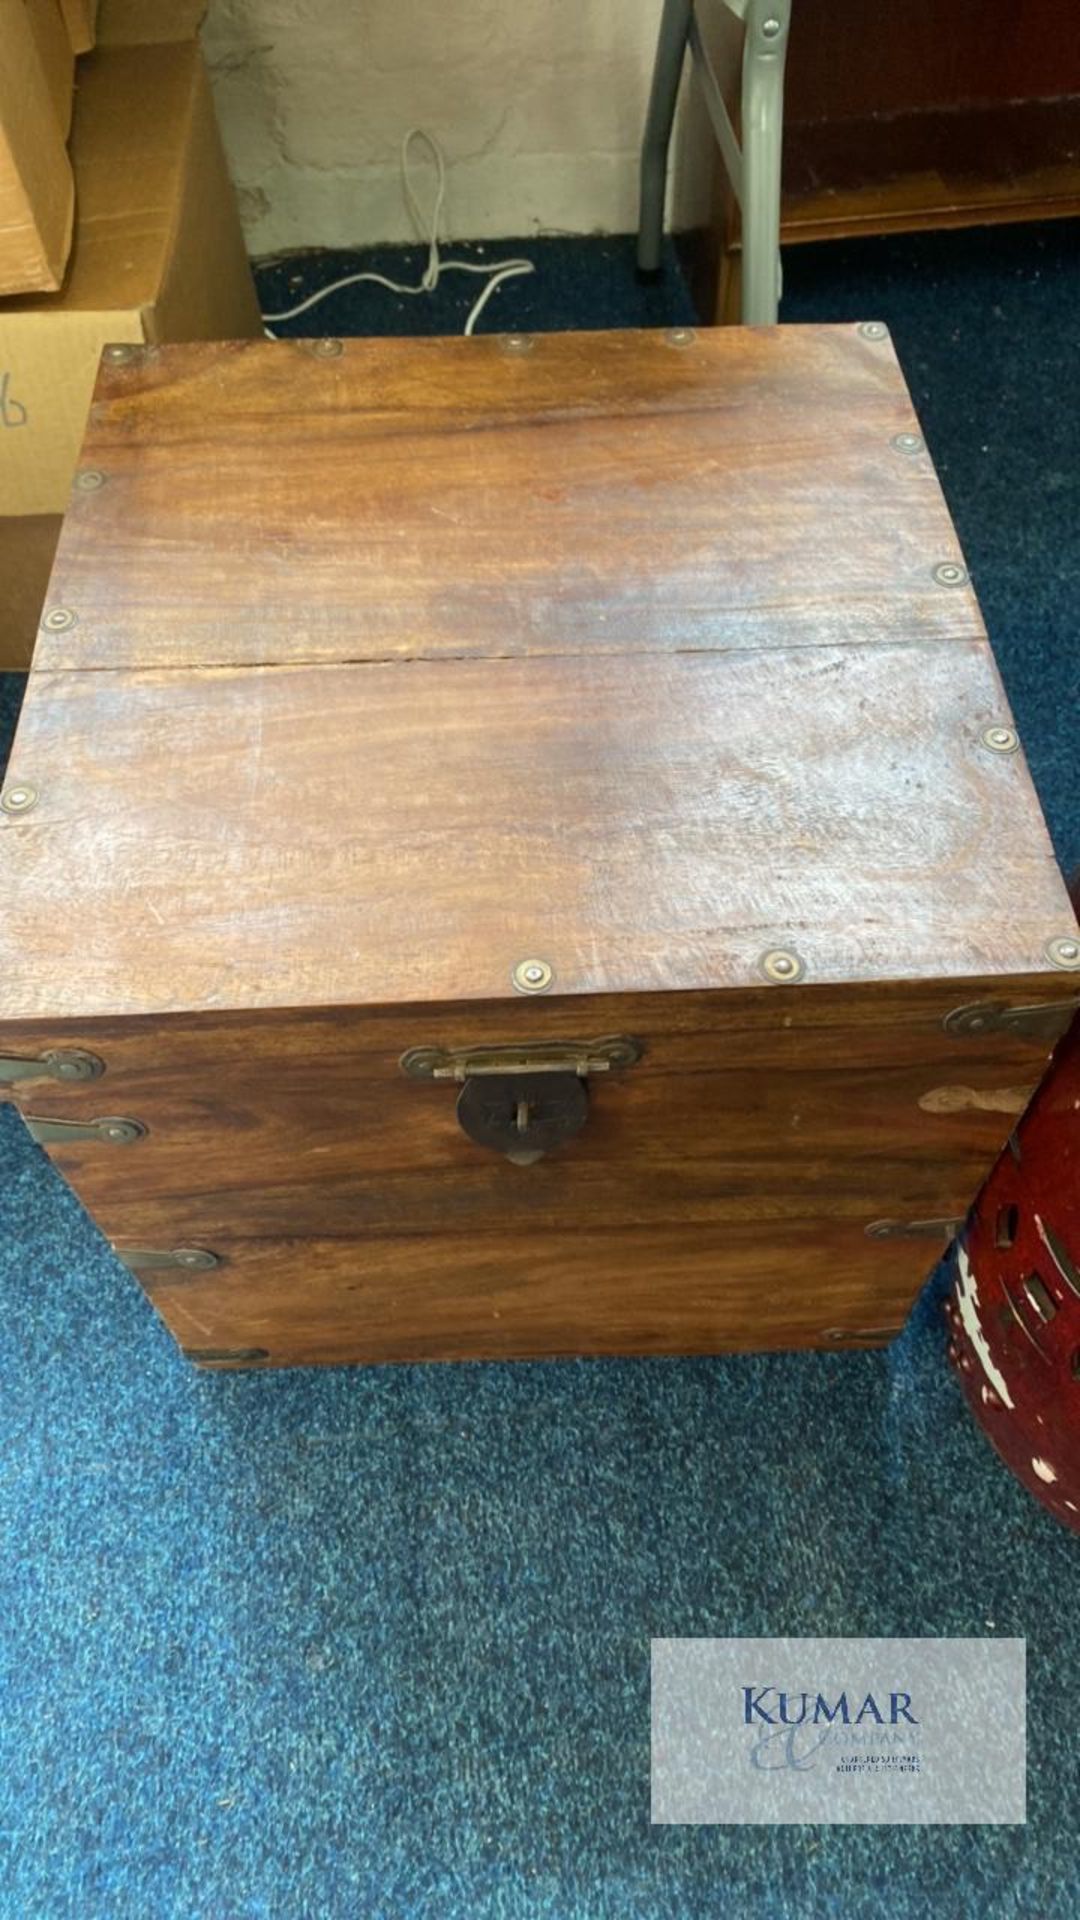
[3, 983, 1070, 1361]
[782, 0, 1080, 124]
[0, 640, 1072, 1021]
[124, 1222, 944, 1366]
[34, 327, 984, 671]
[2, 985, 1062, 1239]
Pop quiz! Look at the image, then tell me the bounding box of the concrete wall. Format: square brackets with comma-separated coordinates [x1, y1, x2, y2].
[202, 0, 701, 257]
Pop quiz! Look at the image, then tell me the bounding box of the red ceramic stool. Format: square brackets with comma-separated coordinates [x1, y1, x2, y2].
[948, 1007, 1080, 1531]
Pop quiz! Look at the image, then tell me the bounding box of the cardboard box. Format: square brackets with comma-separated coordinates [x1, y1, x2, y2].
[28, 0, 76, 135]
[0, 0, 76, 296]
[97, 0, 205, 43]
[58, 0, 98, 52]
[0, 40, 262, 666]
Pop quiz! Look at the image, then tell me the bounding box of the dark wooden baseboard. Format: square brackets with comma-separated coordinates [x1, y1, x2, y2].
[677, 95, 1080, 324]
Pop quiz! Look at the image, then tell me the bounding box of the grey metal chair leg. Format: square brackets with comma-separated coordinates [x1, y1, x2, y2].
[638, 0, 693, 278]
[740, 0, 790, 323]
[638, 0, 790, 322]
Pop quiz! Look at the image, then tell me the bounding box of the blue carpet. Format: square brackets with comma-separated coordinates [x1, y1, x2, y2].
[1, 222, 1078, 1919]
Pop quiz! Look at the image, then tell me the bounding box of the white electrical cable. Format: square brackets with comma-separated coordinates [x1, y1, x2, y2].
[260, 129, 535, 337]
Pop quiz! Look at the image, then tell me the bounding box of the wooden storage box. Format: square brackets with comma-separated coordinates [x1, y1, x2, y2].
[0, 325, 1077, 1370]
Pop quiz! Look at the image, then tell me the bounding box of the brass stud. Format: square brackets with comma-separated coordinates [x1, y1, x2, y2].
[44, 1049, 104, 1082]
[760, 948, 805, 984]
[74, 468, 106, 492]
[102, 343, 139, 366]
[891, 431, 924, 454]
[310, 337, 344, 358]
[501, 333, 534, 354]
[1046, 936, 1080, 972]
[102, 1119, 144, 1144]
[512, 958, 554, 994]
[41, 606, 77, 632]
[665, 327, 695, 347]
[1, 782, 38, 815]
[933, 561, 969, 588]
[981, 725, 1019, 755]
[858, 321, 888, 341]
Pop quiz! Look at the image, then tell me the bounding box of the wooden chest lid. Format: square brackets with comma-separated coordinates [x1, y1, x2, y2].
[0, 325, 1075, 1020]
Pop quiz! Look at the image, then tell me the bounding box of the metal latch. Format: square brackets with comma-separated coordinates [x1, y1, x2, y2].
[401, 1036, 642, 1082]
[866, 1216, 964, 1241]
[24, 1114, 145, 1146]
[401, 1035, 642, 1165]
[0, 1048, 104, 1086]
[944, 998, 1080, 1042]
[114, 1245, 219, 1273]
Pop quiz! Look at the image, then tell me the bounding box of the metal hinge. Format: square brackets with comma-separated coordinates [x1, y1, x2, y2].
[114, 1245, 219, 1273]
[866, 1216, 964, 1241]
[944, 998, 1080, 1042]
[24, 1114, 145, 1145]
[400, 1035, 642, 1082]
[0, 1048, 104, 1086]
